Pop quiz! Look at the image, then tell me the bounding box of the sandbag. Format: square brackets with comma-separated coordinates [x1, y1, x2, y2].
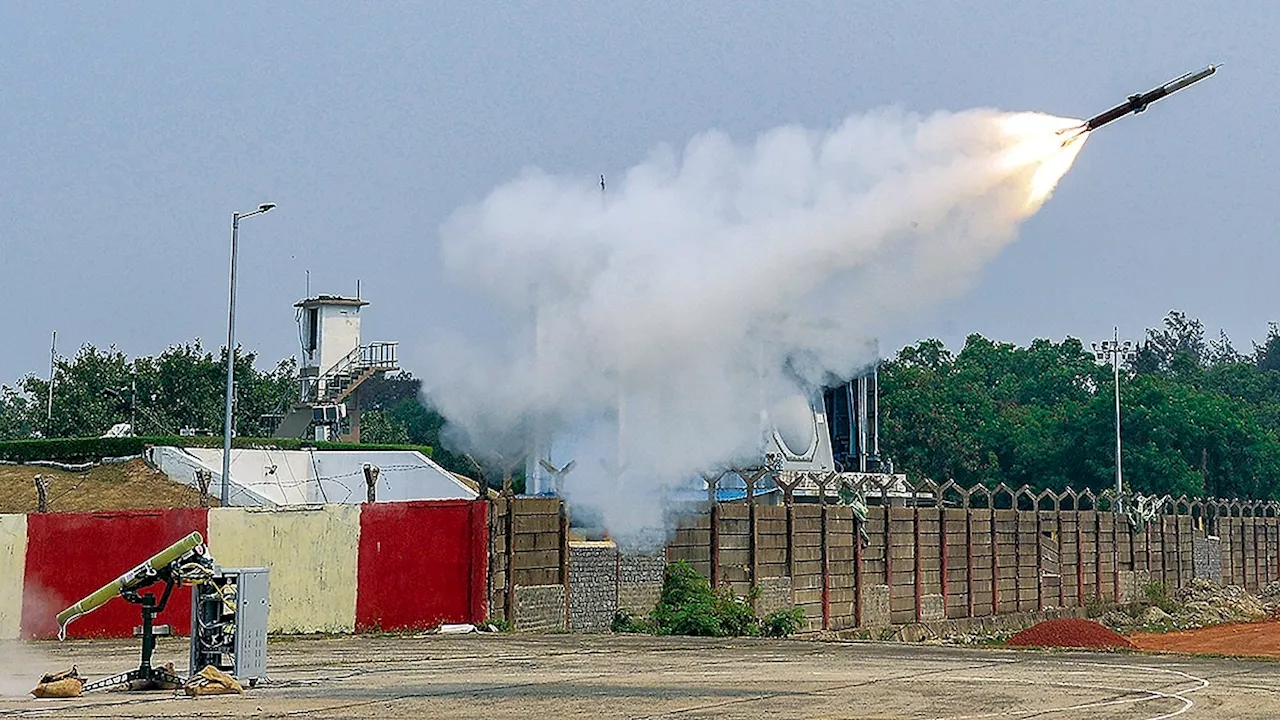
[30, 667, 84, 698]
[183, 665, 243, 696]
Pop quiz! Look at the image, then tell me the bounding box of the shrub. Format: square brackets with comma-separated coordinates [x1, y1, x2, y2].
[0, 436, 433, 463]
[641, 560, 802, 638]
[482, 618, 512, 633]
[762, 607, 806, 638]
[712, 585, 761, 637]
[1142, 582, 1180, 615]
[611, 610, 654, 634]
[651, 561, 724, 636]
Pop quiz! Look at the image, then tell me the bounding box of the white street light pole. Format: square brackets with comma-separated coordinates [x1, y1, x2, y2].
[1092, 327, 1134, 505]
[221, 203, 276, 506]
[46, 330, 56, 434]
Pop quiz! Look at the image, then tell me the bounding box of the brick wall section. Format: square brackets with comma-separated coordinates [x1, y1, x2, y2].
[488, 499, 509, 621]
[570, 543, 618, 632]
[756, 576, 793, 618]
[1194, 536, 1222, 581]
[489, 498, 567, 625]
[513, 584, 566, 632]
[617, 553, 664, 616]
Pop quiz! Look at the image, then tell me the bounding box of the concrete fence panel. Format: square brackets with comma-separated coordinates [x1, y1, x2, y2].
[356, 500, 488, 632]
[0, 514, 28, 640]
[21, 508, 209, 639]
[207, 505, 360, 634]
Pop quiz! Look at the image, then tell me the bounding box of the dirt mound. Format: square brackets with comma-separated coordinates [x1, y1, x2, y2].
[1007, 619, 1136, 650]
[1175, 578, 1267, 626]
[0, 459, 210, 513]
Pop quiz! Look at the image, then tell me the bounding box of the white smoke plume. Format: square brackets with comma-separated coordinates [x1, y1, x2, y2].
[423, 108, 1086, 544]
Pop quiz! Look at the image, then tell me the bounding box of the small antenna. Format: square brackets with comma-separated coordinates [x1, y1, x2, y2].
[306, 269, 310, 298]
[356, 278, 361, 299]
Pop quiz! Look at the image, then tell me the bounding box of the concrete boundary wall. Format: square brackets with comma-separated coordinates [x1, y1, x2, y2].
[664, 483, 1280, 633]
[2, 499, 489, 639]
[207, 505, 361, 634]
[0, 515, 27, 639]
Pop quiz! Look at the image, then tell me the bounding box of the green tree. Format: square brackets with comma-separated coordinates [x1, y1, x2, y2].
[879, 314, 1280, 501]
[8, 342, 296, 439]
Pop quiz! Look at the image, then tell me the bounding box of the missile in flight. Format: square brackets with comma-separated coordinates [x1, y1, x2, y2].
[1061, 65, 1218, 142]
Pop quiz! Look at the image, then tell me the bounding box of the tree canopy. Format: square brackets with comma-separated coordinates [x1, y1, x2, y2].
[879, 313, 1280, 499]
[0, 341, 469, 475]
[3, 311, 1278, 500]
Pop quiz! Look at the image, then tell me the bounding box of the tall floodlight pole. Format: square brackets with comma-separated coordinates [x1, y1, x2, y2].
[221, 203, 276, 506]
[46, 330, 57, 434]
[1092, 327, 1134, 505]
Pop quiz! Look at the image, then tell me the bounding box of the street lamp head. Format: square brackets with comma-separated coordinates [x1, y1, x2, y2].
[258, 203, 277, 213]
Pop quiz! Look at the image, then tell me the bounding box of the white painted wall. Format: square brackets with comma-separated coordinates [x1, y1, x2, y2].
[318, 304, 361, 373]
[0, 514, 27, 640]
[148, 447, 476, 506]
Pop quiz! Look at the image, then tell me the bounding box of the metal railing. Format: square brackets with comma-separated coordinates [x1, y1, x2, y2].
[299, 342, 399, 402]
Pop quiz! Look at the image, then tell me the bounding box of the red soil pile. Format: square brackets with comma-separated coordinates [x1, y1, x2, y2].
[1006, 619, 1136, 650]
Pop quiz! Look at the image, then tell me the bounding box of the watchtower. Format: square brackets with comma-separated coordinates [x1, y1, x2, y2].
[272, 294, 398, 441]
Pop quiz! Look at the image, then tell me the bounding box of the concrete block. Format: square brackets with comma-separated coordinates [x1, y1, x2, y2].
[514, 584, 566, 632]
[756, 576, 794, 618]
[1193, 536, 1222, 581]
[569, 542, 618, 632]
[921, 593, 946, 622]
[208, 505, 360, 634]
[862, 584, 891, 627]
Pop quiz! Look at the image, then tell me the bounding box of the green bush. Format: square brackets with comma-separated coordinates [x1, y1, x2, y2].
[482, 618, 512, 633]
[712, 585, 761, 637]
[762, 607, 806, 638]
[611, 610, 654, 634]
[639, 560, 803, 638]
[0, 436, 433, 463]
[1142, 582, 1180, 615]
[651, 561, 724, 636]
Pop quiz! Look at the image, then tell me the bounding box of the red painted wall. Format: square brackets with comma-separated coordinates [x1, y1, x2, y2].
[21, 508, 209, 640]
[356, 500, 488, 631]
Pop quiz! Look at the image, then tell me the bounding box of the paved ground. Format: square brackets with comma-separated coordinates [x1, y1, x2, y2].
[1, 634, 1278, 718]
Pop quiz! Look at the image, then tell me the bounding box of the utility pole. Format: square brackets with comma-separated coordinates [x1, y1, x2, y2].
[46, 330, 56, 435]
[222, 202, 276, 506]
[1092, 327, 1135, 506]
[130, 370, 137, 434]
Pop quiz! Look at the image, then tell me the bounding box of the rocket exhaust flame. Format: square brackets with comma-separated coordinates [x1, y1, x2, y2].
[427, 108, 1085, 546]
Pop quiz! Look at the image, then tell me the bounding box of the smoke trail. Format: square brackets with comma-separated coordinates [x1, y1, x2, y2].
[423, 108, 1085, 544]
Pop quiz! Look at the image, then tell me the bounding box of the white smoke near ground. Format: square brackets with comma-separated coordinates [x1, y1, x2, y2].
[0, 642, 59, 697]
[423, 108, 1086, 546]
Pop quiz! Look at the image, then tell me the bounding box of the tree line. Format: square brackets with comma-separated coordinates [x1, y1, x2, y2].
[879, 312, 1280, 500]
[0, 341, 465, 472]
[3, 311, 1278, 499]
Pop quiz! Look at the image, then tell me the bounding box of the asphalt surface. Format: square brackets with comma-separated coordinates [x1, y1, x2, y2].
[1, 634, 1277, 718]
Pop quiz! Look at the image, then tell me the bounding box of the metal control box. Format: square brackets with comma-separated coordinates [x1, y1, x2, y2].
[190, 567, 269, 686]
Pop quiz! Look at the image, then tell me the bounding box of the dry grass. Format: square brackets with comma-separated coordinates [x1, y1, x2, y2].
[0, 459, 213, 514]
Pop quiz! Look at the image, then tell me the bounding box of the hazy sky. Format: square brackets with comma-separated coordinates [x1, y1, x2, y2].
[1, 2, 1273, 386]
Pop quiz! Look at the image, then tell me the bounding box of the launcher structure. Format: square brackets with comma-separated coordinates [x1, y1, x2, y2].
[54, 533, 269, 693]
[56, 533, 210, 691]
